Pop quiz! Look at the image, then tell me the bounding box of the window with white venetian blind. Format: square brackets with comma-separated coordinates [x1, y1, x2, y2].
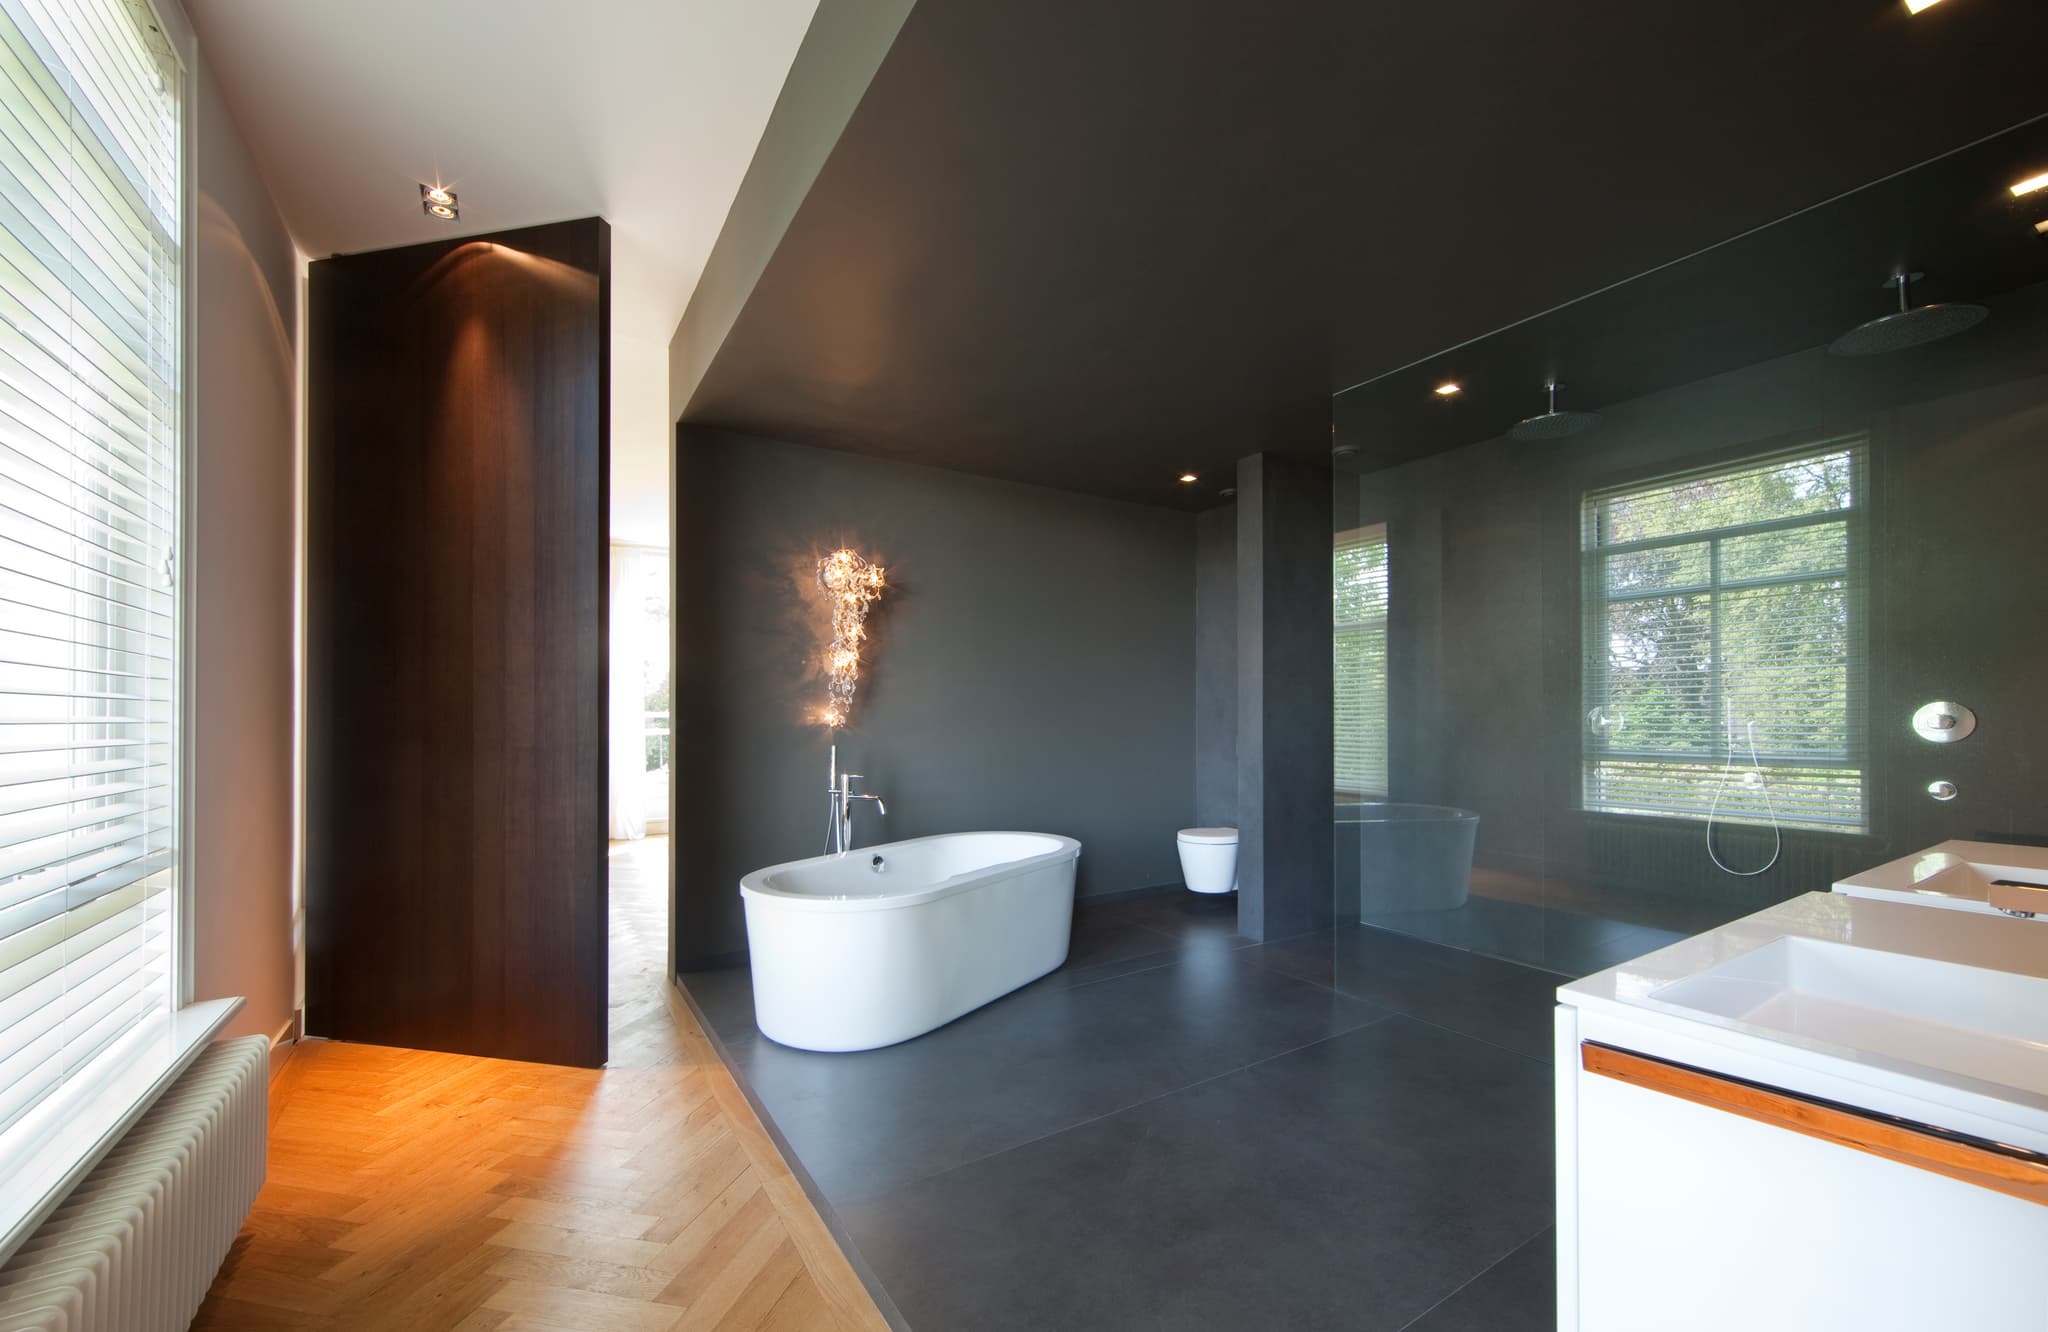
[1334, 525, 1388, 798]
[1581, 443, 1866, 832]
[0, 0, 182, 1142]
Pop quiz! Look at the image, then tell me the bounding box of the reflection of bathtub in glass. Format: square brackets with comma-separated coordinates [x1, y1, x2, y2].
[1336, 802, 1480, 916]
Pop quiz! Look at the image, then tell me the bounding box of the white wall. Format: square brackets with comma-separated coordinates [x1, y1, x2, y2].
[177, 13, 669, 1043]
[612, 331, 671, 548]
[188, 50, 301, 1044]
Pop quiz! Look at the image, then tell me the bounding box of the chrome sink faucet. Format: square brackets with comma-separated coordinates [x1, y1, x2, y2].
[827, 744, 886, 855]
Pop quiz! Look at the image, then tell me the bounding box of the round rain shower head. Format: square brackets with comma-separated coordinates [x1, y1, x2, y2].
[1829, 270, 1987, 357]
[1829, 304, 1987, 355]
[1510, 380, 1602, 442]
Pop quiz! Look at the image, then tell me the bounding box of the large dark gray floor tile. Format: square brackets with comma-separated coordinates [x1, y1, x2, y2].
[1404, 1227, 1555, 1332]
[1085, 888, 1247, 946]
[1031, 892, 1258, 991]
[1249, 925, 1567, 1061]
[1358, 896, 1693, 980]
[1541, 921, 1687, 977]
[837, 1016, 1555, 1332]
[1018, 909, 1184, 993]
[726, 949, 1388, 1203]
[1362, 898, 1548, 970]
[676, 963, 757, 1045]
[682, 890, 1252, 1040]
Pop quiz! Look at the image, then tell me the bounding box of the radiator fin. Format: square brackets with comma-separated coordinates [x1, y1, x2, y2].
[0, 1035, 269, 1331]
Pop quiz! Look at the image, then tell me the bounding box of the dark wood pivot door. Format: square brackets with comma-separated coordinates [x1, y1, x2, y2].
[307, 218, 610, 1067]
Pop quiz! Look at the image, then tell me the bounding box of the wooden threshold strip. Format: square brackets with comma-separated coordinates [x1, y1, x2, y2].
[1581, 1041, 2048, 1209]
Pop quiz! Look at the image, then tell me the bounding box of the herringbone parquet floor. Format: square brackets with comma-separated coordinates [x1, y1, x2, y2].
[192, 839, 892, 1332]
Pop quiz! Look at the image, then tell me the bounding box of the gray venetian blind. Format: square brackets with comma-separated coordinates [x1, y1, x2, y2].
[0, 0, 181, 1138]
[1581, 443, 1866, 832]
[1334, 524, 1388, 799]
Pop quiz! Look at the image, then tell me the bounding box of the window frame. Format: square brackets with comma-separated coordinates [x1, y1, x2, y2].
[1579, 439, 1871, 833]
[167, 0, 199, 1013]
[0, 0, 219, 1270]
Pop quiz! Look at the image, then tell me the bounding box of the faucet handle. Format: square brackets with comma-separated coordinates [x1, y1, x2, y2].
[840, 772, 863, 793]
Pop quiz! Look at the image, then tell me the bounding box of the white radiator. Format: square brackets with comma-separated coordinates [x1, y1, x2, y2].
[0, 1035, 269, 1331]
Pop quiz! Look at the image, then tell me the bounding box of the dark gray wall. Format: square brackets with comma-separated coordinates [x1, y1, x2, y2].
[1194, 506, 1237, 829]
[1236, 453, 1335, 941]
[673, 429, 1197, 968]
[1353, 278, 2048, 947]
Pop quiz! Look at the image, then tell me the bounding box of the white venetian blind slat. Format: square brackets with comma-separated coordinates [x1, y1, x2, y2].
[1334, 525, 1389, 798]
[0, 0, 179, 1150]
[1581, 443, 1866, 832]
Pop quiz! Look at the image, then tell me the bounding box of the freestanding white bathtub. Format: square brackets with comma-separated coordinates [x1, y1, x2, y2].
[739, 832, 1082, 1052]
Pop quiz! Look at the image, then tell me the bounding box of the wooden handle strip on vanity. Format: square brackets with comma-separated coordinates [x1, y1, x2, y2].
[1581, 1041, 2048, 1208]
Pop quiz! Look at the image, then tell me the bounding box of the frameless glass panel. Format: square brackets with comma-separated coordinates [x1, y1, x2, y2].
[1332, 146, 2044, 979]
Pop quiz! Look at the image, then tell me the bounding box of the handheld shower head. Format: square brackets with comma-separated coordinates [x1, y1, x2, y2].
[1828, 270, 1986, 357]
[1510, 380, 1602, 442]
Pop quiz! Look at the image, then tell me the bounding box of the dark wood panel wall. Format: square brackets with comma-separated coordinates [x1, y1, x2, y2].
[307, 219, 610, 1068]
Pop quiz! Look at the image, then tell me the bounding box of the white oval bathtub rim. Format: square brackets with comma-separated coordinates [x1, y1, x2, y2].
[738, 830, 1082, 913]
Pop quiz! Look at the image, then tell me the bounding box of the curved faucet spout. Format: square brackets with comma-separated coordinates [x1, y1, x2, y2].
[827, 778, 888, 854]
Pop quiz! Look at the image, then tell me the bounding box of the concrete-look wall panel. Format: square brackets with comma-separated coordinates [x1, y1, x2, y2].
[1194, 506, 1237, 830]
[1236, 453, 1334, 942]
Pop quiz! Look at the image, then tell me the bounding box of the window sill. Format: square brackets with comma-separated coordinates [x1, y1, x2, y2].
[0, 997, 242, 1267]
[1580, 809, 1881, 841]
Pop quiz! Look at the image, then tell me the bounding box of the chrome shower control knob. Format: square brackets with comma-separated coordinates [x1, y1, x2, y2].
[1911, 701, 1976, 743]
[1926, 780, 1958, 802]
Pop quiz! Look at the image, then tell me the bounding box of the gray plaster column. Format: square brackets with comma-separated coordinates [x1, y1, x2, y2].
[1235, 453, 1334, 941]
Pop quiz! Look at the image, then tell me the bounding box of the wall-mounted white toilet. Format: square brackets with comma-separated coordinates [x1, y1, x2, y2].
[1176, 827, 1238, 894]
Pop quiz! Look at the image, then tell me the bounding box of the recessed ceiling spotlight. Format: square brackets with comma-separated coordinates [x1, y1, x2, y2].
[1433, 382, 1462, 398]
[1903, 0, 1946, 12]
[1178, 473, 1199, 484]
[2036, 219, 2048, 235]
[420, 182, 459, 220]
[2009, 171, 2048, 199]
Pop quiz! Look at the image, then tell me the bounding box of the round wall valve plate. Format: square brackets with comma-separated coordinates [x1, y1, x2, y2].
[1911, 701, 1976, 744]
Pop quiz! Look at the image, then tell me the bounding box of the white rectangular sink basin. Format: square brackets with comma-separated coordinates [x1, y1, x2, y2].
[1834, 838, 2048, 917]
[1651, 937, 2048, 1099]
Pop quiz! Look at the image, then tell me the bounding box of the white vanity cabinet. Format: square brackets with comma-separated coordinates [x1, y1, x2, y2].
[1553, 894, 2048, 1332]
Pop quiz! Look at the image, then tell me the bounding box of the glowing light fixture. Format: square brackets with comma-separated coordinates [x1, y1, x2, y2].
[1903, 0, 1946, 12]
[1434, 382, 1462, 398]
[1178, 473, 1199, 484]
[2036, 219, 2048, 235]
[815, 548, 886, 728]
[2009, 171, 2048, 199]
[420, 182, 459, 220]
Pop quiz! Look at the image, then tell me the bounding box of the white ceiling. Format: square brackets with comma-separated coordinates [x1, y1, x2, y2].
[185, 0, 824, 545]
